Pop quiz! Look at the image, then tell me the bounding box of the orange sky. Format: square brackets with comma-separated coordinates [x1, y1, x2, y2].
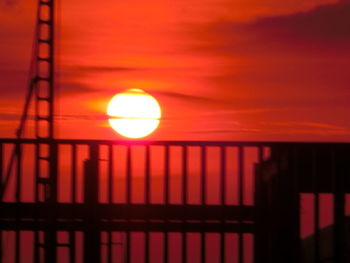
[1, 0, 350, 141]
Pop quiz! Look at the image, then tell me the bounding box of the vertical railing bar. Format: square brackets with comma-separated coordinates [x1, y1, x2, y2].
[71, 144, 77, 204]
[238, 146, 244, 263]
[15, 231, 20, 263]
[34, 143, 40, 263]
[201, 233, 206, 263]
[126, 231, 130, 263]
[332, 146, 345, 263]
[145, 231, 149, 263]
[125, 145, 131, 263]
[201, 146, 206, 205]
[108, 146, 114, 263]
[182, 146, 187, 263]
[126, 145, 131, 204]
[144, 145, 150, 263]
[292, 145, 301, 263]
[331, 146, 337, 262]
[254, 146, 264, 263]
[220, 233, 225, 263]
[220, 146, 226, 205]
[0, 143, 2, 202]
[0, 143, 1, 263]
[312, 148, 319, 263]
[16, 143, 22, 202]
[34, 231, 39, 263]
[107, 231, 112, 263]
[182, 232, 187, 263]
[164, 145, 170, 205]
[145, 145, 150, 205]
[164, 146, 169, 263]
[107, 146, 114, 263]
[69, 231, 76, 263]
[108, 145, 113, 204]
[182, 146, 187, 205]
[201, 146, 206, 263]
[220, 146, 226, 263]
[163, 232, 168, 263]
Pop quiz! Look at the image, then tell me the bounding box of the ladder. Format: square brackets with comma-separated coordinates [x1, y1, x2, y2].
[30, 1, 63, 263]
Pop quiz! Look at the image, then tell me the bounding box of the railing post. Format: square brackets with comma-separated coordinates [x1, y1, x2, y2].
[0, 143, 2, 263]
[0, 143, 3, 202]
[254, 146, 266, 263]
[84, 144, 100, 263]
[333, 146, 347, 263]
[44, 141, 58, 263]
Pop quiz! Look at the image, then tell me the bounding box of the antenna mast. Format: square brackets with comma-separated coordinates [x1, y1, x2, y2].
[17, 0, 56, 139]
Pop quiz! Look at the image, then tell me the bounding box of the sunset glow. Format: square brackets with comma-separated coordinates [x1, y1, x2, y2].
[1, 0, 350, 142]
[107, 89, 161, 138]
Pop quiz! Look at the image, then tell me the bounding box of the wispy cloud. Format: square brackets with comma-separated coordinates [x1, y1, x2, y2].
[243, 1, 350, 49]
[72, 65, 143, 73]
[260, 121, 350, 136]
[58, 81, 98, 95]
[189, 1, 350, 57]
[155, 90, 221, 104]
[0, 113, 108, 121]
[57, 114, 108, 121]
[192, 128, 260, 134]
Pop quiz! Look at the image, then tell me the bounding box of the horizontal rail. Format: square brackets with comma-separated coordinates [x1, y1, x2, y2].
[0, 138, 349, 146]
[0, 203, 254, 221]
[0, 220, 254, 233]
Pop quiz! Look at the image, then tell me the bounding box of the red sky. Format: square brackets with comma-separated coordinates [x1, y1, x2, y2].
[1, 0, 350, 141]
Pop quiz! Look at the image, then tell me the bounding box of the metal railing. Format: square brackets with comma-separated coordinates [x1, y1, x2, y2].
[0, 139, 349, 263]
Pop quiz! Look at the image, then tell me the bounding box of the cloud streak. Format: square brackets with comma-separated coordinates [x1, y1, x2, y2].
[260, 121, 350, 136]
[72, 65, 143, 73]
[189, 1, 350, 57]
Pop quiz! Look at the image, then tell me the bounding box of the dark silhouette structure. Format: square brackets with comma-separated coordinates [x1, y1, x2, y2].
[0, 140, 349, 262]
[256, 144, 350, 263]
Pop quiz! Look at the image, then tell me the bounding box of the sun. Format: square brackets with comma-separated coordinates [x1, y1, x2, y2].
[107, 89, 161, 139]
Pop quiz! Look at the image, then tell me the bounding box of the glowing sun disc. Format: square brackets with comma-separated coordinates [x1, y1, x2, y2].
[107, 89, 161, 138]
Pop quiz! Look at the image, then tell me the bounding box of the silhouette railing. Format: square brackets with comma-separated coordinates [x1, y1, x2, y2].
[0, 139, 350, 263]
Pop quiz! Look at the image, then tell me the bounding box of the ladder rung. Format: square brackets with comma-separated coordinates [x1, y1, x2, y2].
[38, 19, 51, 24]
[38, 38, 50, 44]
[36, 77, 50, 82]
[38, 57, 50, 62]
[40, 1, 52, 5]
[36, 116, 50, 121]
[37, 96, 50, 101]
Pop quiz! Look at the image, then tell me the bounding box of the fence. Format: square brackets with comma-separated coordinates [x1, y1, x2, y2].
[0, 139, 349, 263]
